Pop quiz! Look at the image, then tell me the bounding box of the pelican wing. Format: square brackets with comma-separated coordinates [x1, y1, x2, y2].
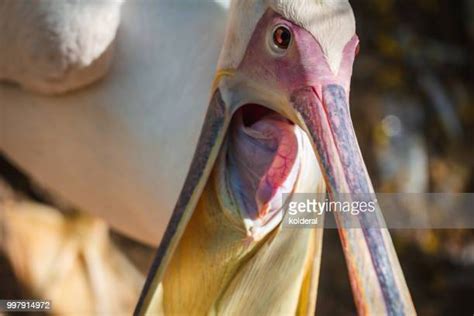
[0, 1, 229, 245]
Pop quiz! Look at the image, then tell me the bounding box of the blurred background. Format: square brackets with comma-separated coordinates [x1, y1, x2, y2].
[318, 0, 474, 314]
[0, 0, 473, 315]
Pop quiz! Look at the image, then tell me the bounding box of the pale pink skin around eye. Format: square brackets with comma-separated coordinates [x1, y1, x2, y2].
[238, 9, 359, 98]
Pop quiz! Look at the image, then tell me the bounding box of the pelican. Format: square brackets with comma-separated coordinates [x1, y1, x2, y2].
[0, 0, 416, 315]
[137, 0, 416, 314]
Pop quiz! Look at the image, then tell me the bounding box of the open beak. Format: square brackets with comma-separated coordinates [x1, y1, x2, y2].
[136, 74, 415, 315]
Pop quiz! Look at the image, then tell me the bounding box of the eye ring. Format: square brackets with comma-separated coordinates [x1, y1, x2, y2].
[269, 24, 292, 55]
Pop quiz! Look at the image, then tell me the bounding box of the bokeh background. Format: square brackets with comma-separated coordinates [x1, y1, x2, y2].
[318, 0, 474, 314]
[0, 0, 473, 315]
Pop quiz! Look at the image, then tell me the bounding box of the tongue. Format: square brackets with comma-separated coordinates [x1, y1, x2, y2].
[227, 111, 299, 221]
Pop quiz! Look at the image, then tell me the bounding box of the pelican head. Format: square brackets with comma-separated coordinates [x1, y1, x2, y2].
[137, 1, 415, 315]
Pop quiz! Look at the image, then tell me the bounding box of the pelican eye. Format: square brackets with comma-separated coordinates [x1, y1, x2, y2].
[272, 25, 291, 50]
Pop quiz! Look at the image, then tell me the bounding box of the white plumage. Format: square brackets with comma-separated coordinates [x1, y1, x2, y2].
[0, 0, 229, 245]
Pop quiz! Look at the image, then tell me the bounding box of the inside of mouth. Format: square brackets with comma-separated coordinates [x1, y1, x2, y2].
[240, 104, 278, 126]
[225, 104, 300, 235]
